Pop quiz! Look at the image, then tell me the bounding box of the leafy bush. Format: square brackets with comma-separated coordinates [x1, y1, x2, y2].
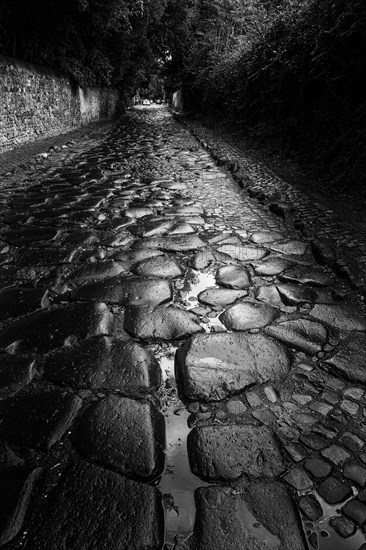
[172, 0, 366, 185]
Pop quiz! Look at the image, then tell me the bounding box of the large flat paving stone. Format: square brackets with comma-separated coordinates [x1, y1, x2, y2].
[143, 234, 205, 252]
[0, 387, 82, 450]
[176, 332, 291, 401]
[0, 287, 49, 321]
[72, 395, 165, 481]
[0, 355, 35, 395]
[220, 301, 279, 331]
[1, 226, 60, 245]
[0, 302, 114, 353]
[254, 257, 294, 276]
[130, 219, 172, 237]
[268, 240, 307, 256]
[72, 275, 172, 305]
[215, 265, 251, 289]
[322, 334, 366, 384]
[113, 247, 163, 266]
[68, 260, 126, 283]
[124, 305, 204, 342]
[216, 244, 268, 262]
[0, 468, 42, 546]
[42, 336, 161, 393]
[132, 255, 184, 278]
[23, 460, 164, 550]
[250, 231, 285, 244]
[198, 288, 248, 307]
[309, 304, 366, 332]
[265, 319, 328, 354]
[256, 285, 287, 309]
[188, 424, 285, 481]
[279, 265, 333, 287]
[276, 283, 334, 305]
[190, 480, 307, 550]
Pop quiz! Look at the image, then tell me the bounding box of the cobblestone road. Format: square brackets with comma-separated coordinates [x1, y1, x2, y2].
[1, 106, 366, 550]
[180, 116, 366, 293]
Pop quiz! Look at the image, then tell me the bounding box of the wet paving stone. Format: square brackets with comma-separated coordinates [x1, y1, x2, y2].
[253, 256, 294, 276]
[304, 457, 332, 479]
[124, 207, 154, 218]
[343, 499, 366, 527]
[129, 218, 172, 238]
[268, 240, 307, 256]
[300, 433, 329, 451]
[343, 463, 366, 487]
[1, 226, 60, 245]
[265, 319, 328, 354]
[113, 247, 163, 266]
[190, 480, 307, 550]
[329, 515, 356, 538]
[256, 284, 289, 309]
[143, 234, 206, 252]
[68, 260, 127, 283]
[23, 460, 164, 550]
[322, 334, 366, 384]
[317, 476, 353, 504]
[102, 231, 135, 248]
[0, 287, 49, 321]
[170, 221, 196, 234]
[198, 287, 248, 307]
[72, 395, 165, 481]
[275, 284, 334, 305]
[0, 355, 35, 395]
[42, 336, 161, 393]
[215, 265, 251, 289]
[220, 301, 279, 331]
[250, 231, 285, 244]
[309, 304, 366, 332]
[216, 244, 268, 261]
[105, 216, 135, 231]
[72, 275, 172, 306]
[0, 302, 114, 353]
[132, 255, 184, 278]
[189, 249, 216, 270]
[124, 305, 204, 342]
[0, 467, 42, 547]
[278, 265, 334, 287]
[283, 467, 313, 491]
[176, 332, 291, 401]
[298, 494, 323, 521]
[0, 387, 82, 450]
[188, 424, 285, 481]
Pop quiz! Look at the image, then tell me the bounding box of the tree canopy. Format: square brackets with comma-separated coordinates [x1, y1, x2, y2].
[0, 0, 168, 91]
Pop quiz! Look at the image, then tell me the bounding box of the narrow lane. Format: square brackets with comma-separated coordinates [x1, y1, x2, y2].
[0, 106, 366, 550]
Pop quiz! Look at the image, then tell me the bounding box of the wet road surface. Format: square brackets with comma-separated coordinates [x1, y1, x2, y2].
[0, 106, 366, 550]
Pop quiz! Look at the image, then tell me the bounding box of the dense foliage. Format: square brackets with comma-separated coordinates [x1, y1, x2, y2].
[167, 0, 366, 183]
[0, 0, 167, 91]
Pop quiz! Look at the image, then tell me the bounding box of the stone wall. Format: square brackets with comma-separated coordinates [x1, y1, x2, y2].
[0, 55, 120, 153]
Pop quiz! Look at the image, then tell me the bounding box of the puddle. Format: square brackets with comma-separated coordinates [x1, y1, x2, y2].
[303, 489, 366, 549]
[179, 268, 216, 310]
[237, 500, 281, 548]
[157, 349, 211, 547]
[178, 268, 227, 333]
